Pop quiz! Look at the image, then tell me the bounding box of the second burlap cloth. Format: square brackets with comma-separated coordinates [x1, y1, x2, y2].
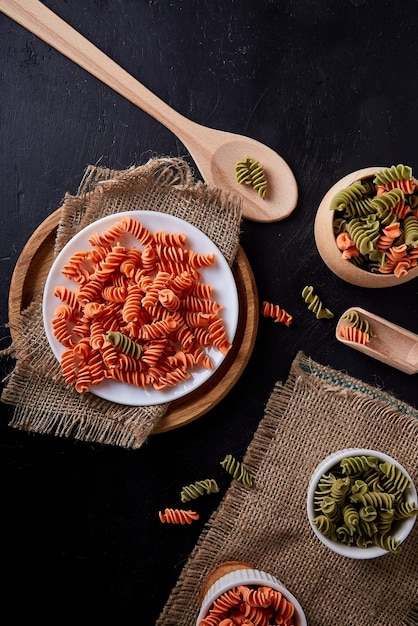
[157, 351, 418, 626]
[1, 157, 242, 449]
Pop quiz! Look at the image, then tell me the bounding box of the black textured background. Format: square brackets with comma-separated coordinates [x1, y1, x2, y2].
[1, 1, 417, 623]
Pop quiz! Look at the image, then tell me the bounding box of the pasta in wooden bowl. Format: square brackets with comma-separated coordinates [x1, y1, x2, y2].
[314, 165, 418, 287]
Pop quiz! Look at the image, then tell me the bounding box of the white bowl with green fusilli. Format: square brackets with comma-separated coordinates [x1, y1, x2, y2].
[307, 448, 417, 559]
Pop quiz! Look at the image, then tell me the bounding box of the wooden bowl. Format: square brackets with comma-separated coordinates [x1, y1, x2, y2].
[314, 167, 418, 287]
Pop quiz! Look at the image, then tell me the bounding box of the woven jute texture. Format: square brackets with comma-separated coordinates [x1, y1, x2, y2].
[157, 351, 418, 626]
[1, 158, 242, 449]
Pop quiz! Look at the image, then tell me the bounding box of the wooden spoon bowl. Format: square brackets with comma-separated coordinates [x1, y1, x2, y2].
[314, 167, 418, 287]
[336, 307, 418, 374]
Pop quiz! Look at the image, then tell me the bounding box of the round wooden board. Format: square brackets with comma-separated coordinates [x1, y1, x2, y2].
[8, 209, 259, 434]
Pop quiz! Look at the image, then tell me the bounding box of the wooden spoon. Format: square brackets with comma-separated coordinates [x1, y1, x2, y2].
[0, 0, 298, 223]
[336, 307, 418, 374]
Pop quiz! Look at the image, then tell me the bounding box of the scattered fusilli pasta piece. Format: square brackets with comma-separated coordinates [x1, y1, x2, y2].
[180, 478, 220, 502]
[301, 285, 334, 319]
[158, 508, 199, 525]
[220, 453, 253, 488]
[261, 300, 292, 326]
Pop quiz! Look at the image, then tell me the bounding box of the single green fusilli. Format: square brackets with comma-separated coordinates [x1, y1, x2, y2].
[301, 285, 334, 319]
[359, 505, 377, 522]
[180, 478, 220, 502]
[373, 533, 402, 554]
[342, 311, 376, 338]
[379, 461, 411, 493]
[373, 164, 412, 185]
[235, 157, 267, 199]
[106, 331, 143, 358]
[350, 490, 395, 509]
[220, 453, 253, 488]
[394, 501, 418, 519]
[342, 503, 360, 532]
[312, 514, 337, 539]
[340, 455, 379, 474]
[403, 214, 418, 247]
[320, 496, 340, 521]
[346, 216, 380, 255]
[341, 197, 376, 218]
[377, 508, 395, 535]
[330, 477, 351, 505]
[371, 188, 405, 213]
[330, 180, 366, 211]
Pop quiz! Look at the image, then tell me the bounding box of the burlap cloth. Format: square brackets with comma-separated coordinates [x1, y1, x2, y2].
[1, 158, 242, 449]
[157, 351, 418, 626]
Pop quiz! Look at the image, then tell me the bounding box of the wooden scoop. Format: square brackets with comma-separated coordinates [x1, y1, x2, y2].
[0, 0, 298, 223]
[336, 307, 418, 374]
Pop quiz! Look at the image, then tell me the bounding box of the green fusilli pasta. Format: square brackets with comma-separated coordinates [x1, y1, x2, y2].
[359, 505, 377, 521]
[373, 164, 412, 185]
[235, 157, 267, 199]
[340, 455, 378, 474]
[220, 453, 253, 488]
[106, 331, 143, 358]
[346, 216, 380, 255]
[180, 478, 220, 502]
[301, 285, 334, 319]
[371, 188, 405, 213]
[311, 454, 417, 553]
[320, 496, 340, 521]
[342, 503, 360, 532]
[330, 180, 366, 211]
[350, 490, 395, 509]
[343, 309, 376, 337]
[377, 508, 395, 535]
[394, 501, 418, 519]
[373, 533, 402, 554]
[403, 214, 418, 247]
[312, 514, 336, 539]
[330, 164, 418, 276]
[379, 461, 411, 493]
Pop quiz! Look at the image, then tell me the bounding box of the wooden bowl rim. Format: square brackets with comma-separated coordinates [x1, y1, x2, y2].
[314, 166, 418, 288]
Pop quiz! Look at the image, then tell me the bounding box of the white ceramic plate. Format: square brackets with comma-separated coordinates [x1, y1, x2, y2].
[42, 211, 239, 406]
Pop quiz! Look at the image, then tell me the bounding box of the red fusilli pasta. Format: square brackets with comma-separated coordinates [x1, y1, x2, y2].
[50, 216, 233, 395]
[158, 508, 199, 525]
[262, 300, 292, 326]
[199, 583, 296, 626]
[338, 325, 370, 345]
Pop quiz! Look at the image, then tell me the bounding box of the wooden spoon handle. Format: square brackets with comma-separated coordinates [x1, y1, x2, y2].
[0, 0, 196, 143]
